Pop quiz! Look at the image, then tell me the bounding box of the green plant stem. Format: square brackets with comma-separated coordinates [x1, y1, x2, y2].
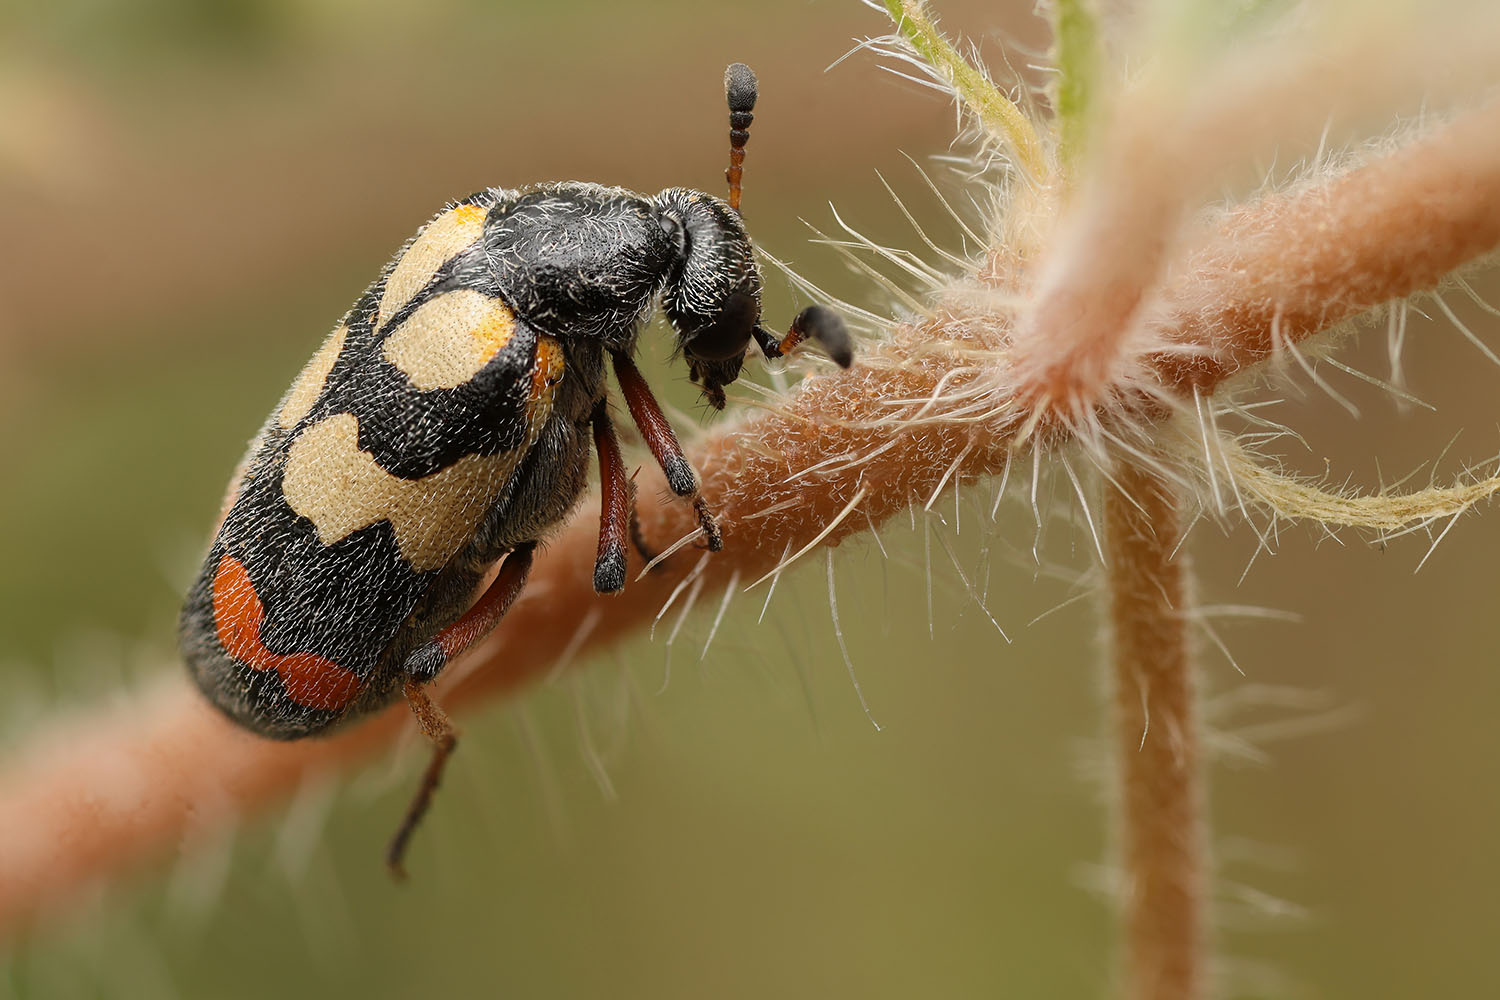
[883, 0, 1047, 178]
[1051, 0, 1100, 168]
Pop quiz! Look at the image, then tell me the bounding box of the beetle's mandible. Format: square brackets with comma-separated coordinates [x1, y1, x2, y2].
[179, 62, 853, 875]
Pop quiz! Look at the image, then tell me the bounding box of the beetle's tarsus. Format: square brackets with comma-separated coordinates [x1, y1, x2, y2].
[593, 547, 627, 595]
[694, 496, 724, 552]
[663, 455, 698, 498]
[385, 679, 459, 880]
[405, 641, 446, 683]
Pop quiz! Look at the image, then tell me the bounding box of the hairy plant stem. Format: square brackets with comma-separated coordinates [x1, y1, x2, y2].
[1104, 458, 1205, 1000]
[1, 98, 1498, 944]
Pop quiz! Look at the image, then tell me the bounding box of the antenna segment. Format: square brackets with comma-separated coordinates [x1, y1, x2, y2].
[724, 62, 757, 214]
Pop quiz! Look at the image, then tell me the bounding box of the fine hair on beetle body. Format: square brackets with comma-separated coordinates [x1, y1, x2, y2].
[177, 61, 854, 876]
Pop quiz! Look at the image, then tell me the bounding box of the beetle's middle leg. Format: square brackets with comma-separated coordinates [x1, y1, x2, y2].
[610, 351, 723, 552]
[386, 541, 536, 878]
[586, 400, 664, 585]
[591, 400, 630, 594]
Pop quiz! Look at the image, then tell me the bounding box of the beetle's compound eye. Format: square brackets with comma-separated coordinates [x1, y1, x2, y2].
[684, 290, 756, 362]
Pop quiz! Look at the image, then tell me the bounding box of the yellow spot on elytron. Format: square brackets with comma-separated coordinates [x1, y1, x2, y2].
[283, 414, 515, 572]
[376, 203, 488, 332]
[382, 290, 517, 391]
[279, 322, 348, 429]
[281, 351, 560, 572]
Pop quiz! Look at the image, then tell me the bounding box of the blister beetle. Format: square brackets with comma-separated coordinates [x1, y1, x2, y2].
[179, 63, 852, 874]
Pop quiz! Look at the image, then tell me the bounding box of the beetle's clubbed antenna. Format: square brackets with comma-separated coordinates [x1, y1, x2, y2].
[725, 62, 757, 214]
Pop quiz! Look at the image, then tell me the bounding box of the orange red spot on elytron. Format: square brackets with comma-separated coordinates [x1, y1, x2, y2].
[532, 335, 565, 396]
[211, 554, 364, 711]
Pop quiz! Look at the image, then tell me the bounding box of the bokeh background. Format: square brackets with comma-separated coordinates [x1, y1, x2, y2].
[3, 1, 1499, 996]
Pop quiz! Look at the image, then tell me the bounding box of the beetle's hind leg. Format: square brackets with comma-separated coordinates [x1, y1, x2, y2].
[385, 679, 458, 879]
[386, 541, 537, 878]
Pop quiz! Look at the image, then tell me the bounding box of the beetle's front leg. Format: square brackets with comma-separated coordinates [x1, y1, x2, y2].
[386, 541, 536, 878]
[610, 351, 723, 552]
[753, 304, 854, 368]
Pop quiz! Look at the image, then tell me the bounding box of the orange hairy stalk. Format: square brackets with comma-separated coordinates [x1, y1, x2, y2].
[1104, 459, 1205, 1000]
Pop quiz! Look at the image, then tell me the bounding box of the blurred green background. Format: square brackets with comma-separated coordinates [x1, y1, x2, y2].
[3, 1, 1499, 997]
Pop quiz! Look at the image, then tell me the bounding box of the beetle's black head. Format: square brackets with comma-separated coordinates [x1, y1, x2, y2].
[652, 187, 761, 409]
